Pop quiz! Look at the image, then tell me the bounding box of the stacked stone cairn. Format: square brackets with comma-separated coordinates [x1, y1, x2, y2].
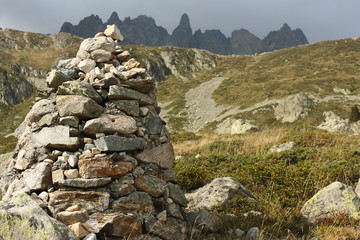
[1, 25, 190, 239]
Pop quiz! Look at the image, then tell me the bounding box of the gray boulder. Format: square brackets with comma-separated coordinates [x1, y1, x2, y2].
[356, 179, 360, 198]
[215, 118, 259, 135]
[186, 177, 254, 210]
[317, 111, 360, 135]
[274, 92, 313, 123]
[301, 181, 360, 222]
[0, 194, 79, 240]
[269, 141, 297, 153]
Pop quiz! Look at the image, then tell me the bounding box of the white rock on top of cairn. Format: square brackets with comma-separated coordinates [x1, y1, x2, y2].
[0, 24, 190, 240]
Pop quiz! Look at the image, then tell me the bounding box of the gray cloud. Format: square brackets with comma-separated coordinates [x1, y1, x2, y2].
[0, 0, 360, 43]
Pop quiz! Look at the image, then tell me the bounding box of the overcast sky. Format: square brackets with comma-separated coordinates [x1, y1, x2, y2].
[0, 0, 359, 43]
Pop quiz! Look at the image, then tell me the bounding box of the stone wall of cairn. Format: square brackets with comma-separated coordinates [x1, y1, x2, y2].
[0, 25, 189, 240]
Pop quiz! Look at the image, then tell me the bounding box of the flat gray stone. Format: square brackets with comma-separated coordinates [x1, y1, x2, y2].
[58, 178, 112, 188]
[108, 86, 156, 106]
[135, 143, 175, 169]
[94, 135, 145, 152]
[32, 125, 80, 151]
[56, 95, 104, 120]
[108, 100, 140, 117]
[83, 114, 137, 136]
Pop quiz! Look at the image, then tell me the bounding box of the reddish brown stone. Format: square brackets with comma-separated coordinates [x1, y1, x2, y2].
[48, 191, 110, 214]
[91, 213, 142, 237]
[78, 157, 135, 179]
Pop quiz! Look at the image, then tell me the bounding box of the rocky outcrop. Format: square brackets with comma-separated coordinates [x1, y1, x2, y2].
[0, 25, 190, 240]
[0, 65, 33, 105]
[215, 118, 259, 135]
[317, 111, 360, 135]
[301, 181, 360, 222]
[186, 177, 254, 210]
[60, 12, 309, 55]
[274, 92, 313, 123]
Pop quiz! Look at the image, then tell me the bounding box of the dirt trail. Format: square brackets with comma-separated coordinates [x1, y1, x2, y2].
[160, 76, 360, 132]
[184, 77, 231, 131]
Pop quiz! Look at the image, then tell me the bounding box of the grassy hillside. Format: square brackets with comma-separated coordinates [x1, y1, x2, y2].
[155, 37, 360, 131]
[172, 127, 360, 239]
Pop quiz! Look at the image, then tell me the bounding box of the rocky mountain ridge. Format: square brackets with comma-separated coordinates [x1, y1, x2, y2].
[60, 12, 309, 55]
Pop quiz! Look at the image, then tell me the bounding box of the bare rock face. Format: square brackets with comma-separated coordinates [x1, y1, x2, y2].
[0, 24, 190, 239]
[274, 92, 313, 123]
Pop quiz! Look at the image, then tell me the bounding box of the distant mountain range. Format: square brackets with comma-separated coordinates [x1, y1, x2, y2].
[61, 12, 308, 55]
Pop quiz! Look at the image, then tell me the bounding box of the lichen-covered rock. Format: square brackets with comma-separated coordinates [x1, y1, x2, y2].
[0, 194, 79, 240]
[301, 181, 360, 222]
[57, 81, 103, 103]
[186, 177, 254, 210]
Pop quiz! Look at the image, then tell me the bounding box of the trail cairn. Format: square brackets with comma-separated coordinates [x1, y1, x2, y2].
[1, 25, 189, 239]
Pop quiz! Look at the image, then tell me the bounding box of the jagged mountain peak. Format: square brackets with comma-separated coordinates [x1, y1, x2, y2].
[280, 23, 292, 32]
[179, 13, 191, 27]
[106, 11, 121, 26]
[59, 13, 309, 55]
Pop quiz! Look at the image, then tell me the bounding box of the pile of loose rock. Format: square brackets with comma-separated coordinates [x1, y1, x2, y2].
[0, 25, 190, 240]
